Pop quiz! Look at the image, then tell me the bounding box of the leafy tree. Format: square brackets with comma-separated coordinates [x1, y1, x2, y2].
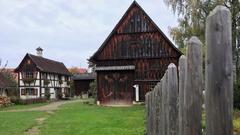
[164, 0, 240, 72]
[0, 58, 17, 97]
[89, 79, 97, 99]
[164, 0, 240, 108]
[0, 58, 8, 73]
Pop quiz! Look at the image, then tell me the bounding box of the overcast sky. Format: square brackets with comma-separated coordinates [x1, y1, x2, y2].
[0, 0, 178, 68]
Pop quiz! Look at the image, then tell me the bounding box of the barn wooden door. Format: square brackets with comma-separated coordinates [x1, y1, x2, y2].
[98, 71, 134, 104]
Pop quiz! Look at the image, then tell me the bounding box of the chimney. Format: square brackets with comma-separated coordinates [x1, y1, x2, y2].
[36, 47, 43, 57]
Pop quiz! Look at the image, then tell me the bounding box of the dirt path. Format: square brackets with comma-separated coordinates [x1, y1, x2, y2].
[16, 99, 83, 135]
[5, 99, 81, 112]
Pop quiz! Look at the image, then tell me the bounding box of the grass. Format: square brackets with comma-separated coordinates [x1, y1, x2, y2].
[0, 102, 49, 111]
[40, 103, 145, 135]
[0, 111, 46, 135]
[234, 110, 240, 133]
[202, 110, 240, 134]
[2, 100, 240, 135]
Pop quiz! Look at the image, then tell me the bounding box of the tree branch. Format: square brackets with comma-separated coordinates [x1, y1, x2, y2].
[224, 2, 231, 9]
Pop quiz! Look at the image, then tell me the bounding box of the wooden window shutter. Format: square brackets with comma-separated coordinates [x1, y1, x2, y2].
[34, 72, 37, 78]
[21, 89, 25, 95]
[34, 89, 37, 95]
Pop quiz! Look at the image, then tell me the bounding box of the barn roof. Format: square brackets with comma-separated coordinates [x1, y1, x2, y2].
[15, 53, 71, 76]
[89, 1, 182, 62]
[95, 65, 135, 71]
[73, 73, 96, 80]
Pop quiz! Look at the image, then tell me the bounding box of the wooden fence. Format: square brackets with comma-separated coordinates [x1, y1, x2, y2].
[145, 5, 233, 135]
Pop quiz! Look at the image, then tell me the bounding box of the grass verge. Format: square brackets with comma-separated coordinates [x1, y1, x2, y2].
[0, 102, 49, 111]
[0, 111, 46, 135]
[40, 103, 145, 135]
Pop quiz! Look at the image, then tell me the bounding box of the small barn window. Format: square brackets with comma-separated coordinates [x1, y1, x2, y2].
[27, 60, 31, 65]
[149, 82, 156, 91]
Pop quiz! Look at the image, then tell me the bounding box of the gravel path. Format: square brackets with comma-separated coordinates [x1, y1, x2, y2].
[4, 99, 81, 112]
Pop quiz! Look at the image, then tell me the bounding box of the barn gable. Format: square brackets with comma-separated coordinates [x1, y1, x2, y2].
[90, 1, 182, 62]
[90, 1, 182, 104]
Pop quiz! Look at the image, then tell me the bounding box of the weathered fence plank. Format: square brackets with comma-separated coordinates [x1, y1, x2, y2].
[178, 55, 187, 135]
[145, 92, 150, 135]
[205, 5, 233, 135]
[183, 36, 203, 135]
[167, 63, 178, 135]
[149, 91, 154, 135]
[156, 82, 162, 135]
[152, 89, 156, 135]
[161, 72, 168, 135]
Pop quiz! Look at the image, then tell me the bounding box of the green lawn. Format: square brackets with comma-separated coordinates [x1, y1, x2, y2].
[40, 103, 145, 135]
[2, 101, 240, 135]
[0, 111, 46, 135]
[0, 102, 49, 111]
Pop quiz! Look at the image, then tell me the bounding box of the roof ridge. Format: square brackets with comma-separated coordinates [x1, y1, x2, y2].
[28, 53, 64, 64]
[15, 53, 71, 75]
[89, 1, 182, 61]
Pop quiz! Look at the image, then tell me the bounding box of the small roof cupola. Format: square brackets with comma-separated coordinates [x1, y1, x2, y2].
[36, 47, 43, 57]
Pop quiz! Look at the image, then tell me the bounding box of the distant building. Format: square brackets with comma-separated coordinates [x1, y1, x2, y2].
[89, 1, 182, 105]
[72, 73, 96, 97]
[15, 47, 71, 99]
[68, 67, 87, 74]
[0, 68, 18, 82]
[0, 73, 16, 97]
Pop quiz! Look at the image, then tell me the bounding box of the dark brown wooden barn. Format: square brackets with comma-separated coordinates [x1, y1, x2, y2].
[73, 73, 96, 97]
[89, 1, 182, 105]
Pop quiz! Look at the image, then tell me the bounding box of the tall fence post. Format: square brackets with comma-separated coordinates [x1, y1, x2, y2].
[184, 36, 203, 135]
[178, 55, 187, 135]
[205, 5, 233, 135]
[167, 63, 178, 135]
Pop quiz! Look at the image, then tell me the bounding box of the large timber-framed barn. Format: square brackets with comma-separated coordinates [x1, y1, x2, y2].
[89, 1, 182, 105]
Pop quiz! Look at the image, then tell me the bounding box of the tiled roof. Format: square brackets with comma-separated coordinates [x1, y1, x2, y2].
[15, 54, 71, 76]
[95, 65, 135, 71]
[28, 54, 71, 75]
[73, 73, 96, 80]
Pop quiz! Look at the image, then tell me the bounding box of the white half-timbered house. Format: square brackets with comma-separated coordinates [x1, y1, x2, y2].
[15, 47, 71, 99]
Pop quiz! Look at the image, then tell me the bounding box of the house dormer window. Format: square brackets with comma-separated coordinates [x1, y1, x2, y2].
[26, 72, 34, 78]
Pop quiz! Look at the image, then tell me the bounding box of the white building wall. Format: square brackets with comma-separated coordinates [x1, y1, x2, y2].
[20, 87, 40, 99]
[19, 71, 71, 99]
[50, 88, 55, 99]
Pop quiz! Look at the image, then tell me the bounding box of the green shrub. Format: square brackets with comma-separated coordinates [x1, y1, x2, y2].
[45, 93, 51, 100]
[11, 98, 47, 105]
[89, 79, 97, 99]
[234, 82, 240, 109]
